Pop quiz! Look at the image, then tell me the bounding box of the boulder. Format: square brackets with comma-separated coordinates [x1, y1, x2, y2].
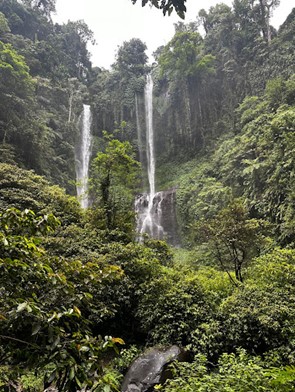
[121, 346, 183, 392]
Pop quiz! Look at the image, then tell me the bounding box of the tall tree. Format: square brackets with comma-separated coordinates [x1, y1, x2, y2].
[22, 0, 56, 18]
[157, 27, 216, 150]
[233, 0, 280, 44]
[195, 199, 269, 283]
[114, 38, 148, 78]
[89, 38, 148, 144]
[258, 0, 280, 43]
[0, 41, 34, 145]
[90, 132, 140, 234]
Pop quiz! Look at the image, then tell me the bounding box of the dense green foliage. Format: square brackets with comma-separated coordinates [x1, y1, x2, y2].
[0, 206, 125, 391]
[88, 38, 148, 152]
[90, 132, 140, 234]
[162, 350, 295, 391]
[166, 75, 295, 249]
[152, 4, 295, 161]
[0, 0, 92, 191]
[0, 0, 295, 390]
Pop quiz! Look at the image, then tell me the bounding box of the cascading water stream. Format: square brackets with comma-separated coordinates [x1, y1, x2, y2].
[75, 104, 92, 209]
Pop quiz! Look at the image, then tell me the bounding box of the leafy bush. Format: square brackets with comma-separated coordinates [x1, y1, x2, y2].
[0, 163, 82, 225]
[0, 207, 124, 390]
[217, 248, 295, 356]
[162, 349, 295, 391]
[136, 269, 213, 345]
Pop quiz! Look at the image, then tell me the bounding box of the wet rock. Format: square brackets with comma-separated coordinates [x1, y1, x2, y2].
[121, 346, 182, 392]
[135, 188, 179, 246]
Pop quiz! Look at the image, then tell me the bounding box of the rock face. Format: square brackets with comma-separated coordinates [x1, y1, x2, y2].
[157, 189, 179, 246]
[135, 188, 179, 246]
[121, 346, 182, 392]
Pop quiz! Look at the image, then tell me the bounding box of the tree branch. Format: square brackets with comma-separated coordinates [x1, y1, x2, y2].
[0, 334, 39, 348]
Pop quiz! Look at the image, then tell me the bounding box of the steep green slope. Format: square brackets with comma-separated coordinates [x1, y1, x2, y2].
[0, 0, 93, 192]
[155, 76, 295, 248]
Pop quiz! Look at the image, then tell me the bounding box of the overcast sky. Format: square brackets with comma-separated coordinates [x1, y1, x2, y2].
[53, 0, 294, 69]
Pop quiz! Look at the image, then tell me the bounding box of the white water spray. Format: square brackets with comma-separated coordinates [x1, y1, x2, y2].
[75, 104, 92, 209]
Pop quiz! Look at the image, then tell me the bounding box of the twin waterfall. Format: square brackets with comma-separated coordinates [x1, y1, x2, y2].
[136, 75, 178, 245]
[75, 80, 178, 244]
[75, 104, 92, 209]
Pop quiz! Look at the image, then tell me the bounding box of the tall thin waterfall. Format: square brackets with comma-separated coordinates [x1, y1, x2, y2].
[135, 75, 179, 245]
[75, 104, 92, 209]
[145, 74, 155, 205]
[135, 74, 164, 239]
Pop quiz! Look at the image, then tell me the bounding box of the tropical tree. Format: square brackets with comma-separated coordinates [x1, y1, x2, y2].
[90, 132, 140, 234]
[157, 26, 216, 150]
[0, 0, 52, 40]
[21, 0, 56, 18]
[0, 41, 34, 110]
[0, 11, 10, 33]
[112, 38, 148, 124]
[0, 41, 36, 160]
[89, 38, 148, 146]
[114, 38, 148, 78]
[195, 199, 270, 283]
[47, 20, 94, 81]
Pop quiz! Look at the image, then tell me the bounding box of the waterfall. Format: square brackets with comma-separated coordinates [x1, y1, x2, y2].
[135, 74, 164, 239]
[145, 74, 155, 200]
[141, 74, 158, 237]
[135, 94, 144, 165]
[75, 104, 92, 209]
[135, 75, 179, 245]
